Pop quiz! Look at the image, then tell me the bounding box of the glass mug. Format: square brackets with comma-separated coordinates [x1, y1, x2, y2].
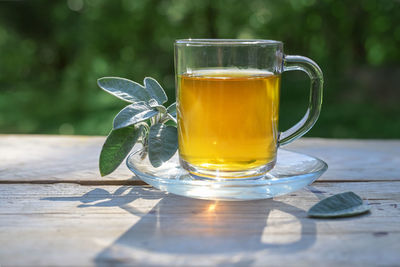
[174, 39, 323, 179]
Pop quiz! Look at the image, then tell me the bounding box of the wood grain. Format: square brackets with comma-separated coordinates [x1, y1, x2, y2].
[1, 135, 399, 266]
[0, 135, 139, 183]
[0, 183, 398, 266]
[1, 135, 399, 183]
[286, 138, 400, 181]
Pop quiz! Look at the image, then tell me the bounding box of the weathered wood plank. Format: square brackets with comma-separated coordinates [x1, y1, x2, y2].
[0, 135, 139, 183]
[285, 138, 400, 181]
[0, 183, 399, 266]
[1, 135, 399, 183]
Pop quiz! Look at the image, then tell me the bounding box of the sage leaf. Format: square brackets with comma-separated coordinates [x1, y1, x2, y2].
[165, 114, 177, 125]
[98, 77, 151, 103]
[144, 77, 168, 105]
[148, 100, 168, 114]
[164, 119, 177, 127]
[167, 102, 177, 118]
[152, 105, 167, 114]
[99, 125, 143, 176]
[148, 99, 158, 107]
[148, 123, 178, 167]
[308, 192, 370, 218]
[113, 102, 158, 130]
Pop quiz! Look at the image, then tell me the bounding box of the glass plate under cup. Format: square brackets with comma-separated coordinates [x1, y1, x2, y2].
[126, 148, 328, 201]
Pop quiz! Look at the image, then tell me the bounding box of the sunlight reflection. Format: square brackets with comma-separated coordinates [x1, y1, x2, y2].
[207, 203, 217, 212]
[261, 209, 302, 244]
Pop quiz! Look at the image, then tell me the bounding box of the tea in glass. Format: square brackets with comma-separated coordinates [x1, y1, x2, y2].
[178, 69, 280, 178]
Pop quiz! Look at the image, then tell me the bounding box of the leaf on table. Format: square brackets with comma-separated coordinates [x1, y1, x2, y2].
[308, 191, 370, 218]
[144, 77, 168, 105]
[113, 102, 158, 130]
[99, 125, 143, 176]
[148, 123, 178, 167]
[98, 77, 151, 103]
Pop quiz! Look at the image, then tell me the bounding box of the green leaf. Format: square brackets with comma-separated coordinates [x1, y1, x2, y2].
[164, 119, 177, 127]
[148, 99, 168, 114]
[113, 102, 158, 130]
[151, 104, 167, 114]
[148, 123, 178, 167]
[308, 192, 370, 218]
[144, 77, 168, 105]
[148, 99, 158, 107]
[167, 102, 177, 118]
[99, 125, 143, 176]
[98, 77, 151, 103]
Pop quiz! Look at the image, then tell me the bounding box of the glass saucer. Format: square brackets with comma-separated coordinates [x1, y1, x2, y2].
[126, 147, 328, 201]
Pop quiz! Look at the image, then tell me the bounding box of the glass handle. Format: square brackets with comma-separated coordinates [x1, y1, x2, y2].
[278, 55, 324, 146]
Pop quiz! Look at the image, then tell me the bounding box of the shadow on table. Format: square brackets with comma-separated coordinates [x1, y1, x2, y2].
[43, 186, 316, 265]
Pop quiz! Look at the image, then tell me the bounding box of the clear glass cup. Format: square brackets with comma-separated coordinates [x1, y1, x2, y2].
[174, 39, 323, 179]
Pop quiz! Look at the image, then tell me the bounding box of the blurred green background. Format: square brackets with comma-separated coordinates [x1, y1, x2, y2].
[0, 0, 399, 138]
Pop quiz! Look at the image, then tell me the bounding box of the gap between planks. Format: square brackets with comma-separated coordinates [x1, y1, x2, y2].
[0, 179, 399, 186]
[0, 180, 147, 186]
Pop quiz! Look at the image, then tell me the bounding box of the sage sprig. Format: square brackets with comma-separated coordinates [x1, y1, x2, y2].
[97, 77, 178, 176]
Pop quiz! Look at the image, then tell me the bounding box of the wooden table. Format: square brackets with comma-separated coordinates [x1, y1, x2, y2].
[1, 135, 399, 266]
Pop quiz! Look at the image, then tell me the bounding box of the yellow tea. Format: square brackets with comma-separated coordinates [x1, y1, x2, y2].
[177, 69, 280, 175]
